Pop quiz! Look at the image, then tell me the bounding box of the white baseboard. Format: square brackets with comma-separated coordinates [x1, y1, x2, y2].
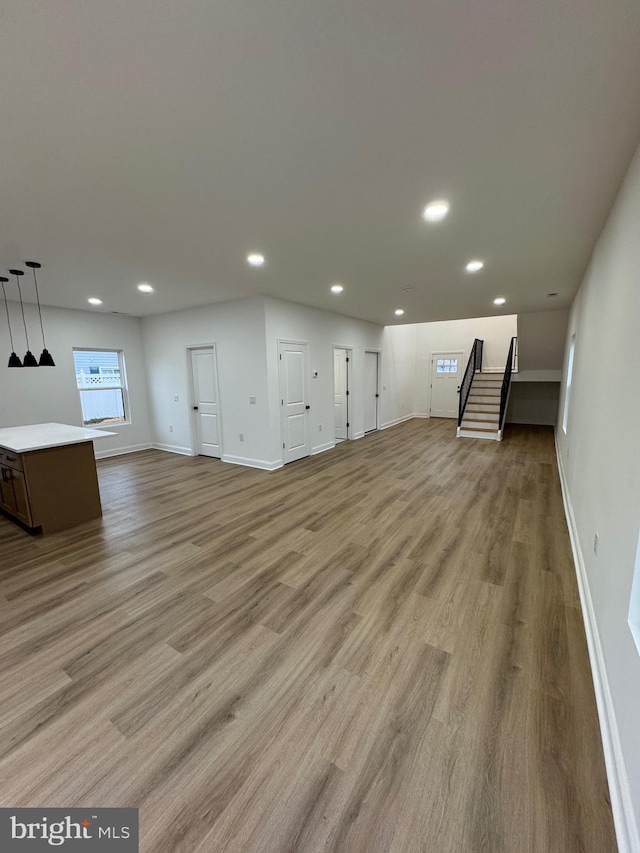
[352, 431, 365, 440]
[151, 442, 194, 456]
[312, 441, 335, 455]
[94, 442, 153, 459]
[413, 413, 430, 419]
[380, 414, 414, 430]
[555, 436, 640, 853]
[222, 453, 282, 471]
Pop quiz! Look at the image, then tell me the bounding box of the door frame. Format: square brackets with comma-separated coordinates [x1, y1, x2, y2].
[429, 350, 465, 417]
[332, 344, 353, 440]
[278, 338, 312, 462]
[364, 349, 381, 433]
[186, 343, 223, 457]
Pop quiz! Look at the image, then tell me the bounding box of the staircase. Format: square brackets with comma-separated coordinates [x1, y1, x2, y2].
[457, 336, 517, 441]
[457, 373, 503, 439]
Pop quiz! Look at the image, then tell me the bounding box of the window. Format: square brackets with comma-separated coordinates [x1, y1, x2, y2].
[629, 530, 640, 658]
[73, 349, 128, 426]
[436, 358, 458, 374]
[562, 335, 575, 434]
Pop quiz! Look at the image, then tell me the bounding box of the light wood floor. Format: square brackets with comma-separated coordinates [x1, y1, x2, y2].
[0, 420, 615, 852]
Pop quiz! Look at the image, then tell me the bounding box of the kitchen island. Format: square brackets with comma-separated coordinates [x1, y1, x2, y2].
[0, 423, 116, 534]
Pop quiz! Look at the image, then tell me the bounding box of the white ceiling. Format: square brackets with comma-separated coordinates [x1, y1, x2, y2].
[2, 0, 640, 325]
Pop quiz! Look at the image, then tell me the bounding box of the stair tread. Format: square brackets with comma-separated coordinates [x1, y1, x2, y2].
[466, 405, 500, 411]
[460, 425, 500, 432]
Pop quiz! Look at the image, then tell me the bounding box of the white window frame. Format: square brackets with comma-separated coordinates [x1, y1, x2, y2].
[629, 529, 640, 658]
[562, 334, 575, 435]
[73, 348, 130, 427]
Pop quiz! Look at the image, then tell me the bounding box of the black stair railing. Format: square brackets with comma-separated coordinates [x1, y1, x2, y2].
[458, 339, 483, 426]
[499, 336, 518, 432]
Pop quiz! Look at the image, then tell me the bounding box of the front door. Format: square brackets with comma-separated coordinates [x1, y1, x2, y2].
[430, 351, 464, 418]
[190, 346, 221, 457]
[279, 340, 311, 464]
[333, 347, 349, 441]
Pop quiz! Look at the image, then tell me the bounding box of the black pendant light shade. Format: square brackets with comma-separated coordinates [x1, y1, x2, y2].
[26, 261, 55, 367]
[10, 269, 38, 367]
[1, 276, 23, 367]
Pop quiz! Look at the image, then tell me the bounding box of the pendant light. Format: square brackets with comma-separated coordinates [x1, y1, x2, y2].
[9, 269, 38, 367]
[25, 261, 55, 366]
[1, 276, 23, 367]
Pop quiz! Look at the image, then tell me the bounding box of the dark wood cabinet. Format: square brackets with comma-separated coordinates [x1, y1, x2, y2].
[0, 463, 33, 527]
[0, 441, 103, 534]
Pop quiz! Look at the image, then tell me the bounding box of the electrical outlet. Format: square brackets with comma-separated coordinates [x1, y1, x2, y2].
[169, 425, 173, 433]
[239, 433, 244, 442]
[319, 424, 322, 432]
[249, 396, 256, 404]
[383, 384, 387, 391]
[174, 395, 179, 402]
[594, 532, 599, 555]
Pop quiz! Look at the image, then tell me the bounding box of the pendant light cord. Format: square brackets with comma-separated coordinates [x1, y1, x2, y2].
[2, 282, 16, 351]
[31, 266, 47, 347]
[16, 279, 30, 350]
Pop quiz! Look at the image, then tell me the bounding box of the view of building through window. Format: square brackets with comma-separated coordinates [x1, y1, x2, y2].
[73, 349, 127, 425]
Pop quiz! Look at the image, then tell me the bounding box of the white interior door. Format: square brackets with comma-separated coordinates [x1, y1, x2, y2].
[364, 351, 379, 432]
[333, 348, 349, 441]
[191, 346, 221, 457]
[279, 341, 311, 464]
[430, 351, 464, 418]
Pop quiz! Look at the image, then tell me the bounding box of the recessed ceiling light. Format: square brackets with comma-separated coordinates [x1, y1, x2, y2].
[493, 297, 506, 306]
[330, 283, 344, 294]
[395, 308, 405, 316]
[247, 253, 265, 267]
[88, 297, 102, 306]
[422, 200, 449, 222]
[465, 260, 484, 273]
[137, 283, 154, 293]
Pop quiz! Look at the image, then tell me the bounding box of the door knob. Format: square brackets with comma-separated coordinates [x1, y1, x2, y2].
[193, 406, 199, 410]
[305, 405, 310, 410]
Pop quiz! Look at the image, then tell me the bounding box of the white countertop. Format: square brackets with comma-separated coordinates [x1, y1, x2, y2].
[0, 423, 117, 453]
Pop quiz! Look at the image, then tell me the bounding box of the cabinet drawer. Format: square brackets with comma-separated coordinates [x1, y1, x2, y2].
[0, 449, 23, 471]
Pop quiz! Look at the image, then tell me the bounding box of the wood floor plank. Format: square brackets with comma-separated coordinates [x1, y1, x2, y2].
[0, 420, 615, 852]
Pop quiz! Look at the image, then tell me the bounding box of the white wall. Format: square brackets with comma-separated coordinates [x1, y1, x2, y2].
[517, 308, 569, 371]
[264, 298, 384, 462]
[507, 382, 559, 425]
[0, 303, 152, 456]
[379, 324, 417, 426]
[142, 297, 272, 467]
[557, 141, 640, 849]
[382, 314, 517, 419]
